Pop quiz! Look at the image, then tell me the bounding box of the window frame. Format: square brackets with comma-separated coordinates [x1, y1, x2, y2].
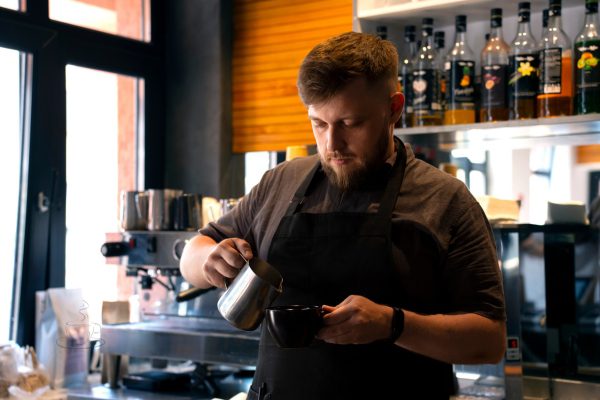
[0, 0, 165, 346]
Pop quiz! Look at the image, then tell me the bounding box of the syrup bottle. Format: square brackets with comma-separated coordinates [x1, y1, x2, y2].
[537, 0, 573, 117]
[444, 15, 476, 124]
[575, 0, 600, 114]
[509, 2, 539, 119]
[480, 8, 510, 122]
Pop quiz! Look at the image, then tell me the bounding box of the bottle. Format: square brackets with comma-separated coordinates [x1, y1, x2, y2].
[537, 0, 573, 117]
[435, 31, 447, 114]
[376, 25, 387, 40]
[444, 15, 476, 124]
[509, 2, 539, 119]
[575, 0, 600, 114]
[480, 8, 510, 122]
[412, 18, 443, 126]
[397, 25, 418, 128]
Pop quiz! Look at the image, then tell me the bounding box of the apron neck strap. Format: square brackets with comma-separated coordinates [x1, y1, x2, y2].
[376, 138, 407, 220]
[284, 158, 321, 216]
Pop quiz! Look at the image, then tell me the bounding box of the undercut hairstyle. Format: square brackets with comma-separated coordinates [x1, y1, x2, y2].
[297, 31, 399, 106]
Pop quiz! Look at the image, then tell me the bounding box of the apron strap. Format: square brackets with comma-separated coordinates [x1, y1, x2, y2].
[376, 138, 407, 221]
[284, 158, 321, 217]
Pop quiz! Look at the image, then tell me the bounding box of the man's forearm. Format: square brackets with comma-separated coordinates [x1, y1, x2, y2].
[396, 311, 506, 365]
[180, 234, 218, 289]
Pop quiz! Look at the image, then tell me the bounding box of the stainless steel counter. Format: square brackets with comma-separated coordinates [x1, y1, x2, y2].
[101, 316, 260, 367]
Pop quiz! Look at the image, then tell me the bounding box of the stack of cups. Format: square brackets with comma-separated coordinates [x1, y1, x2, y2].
[121, 189, 203, 231]
[120, 191, 148, 231]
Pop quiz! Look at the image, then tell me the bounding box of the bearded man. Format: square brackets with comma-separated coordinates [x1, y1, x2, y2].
[181, 32, 506, 399]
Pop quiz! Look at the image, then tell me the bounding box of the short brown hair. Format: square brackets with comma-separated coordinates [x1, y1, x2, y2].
[297, 31, 399, 105]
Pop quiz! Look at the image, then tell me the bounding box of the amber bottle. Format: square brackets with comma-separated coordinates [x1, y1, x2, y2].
[537, 0, 573, 117]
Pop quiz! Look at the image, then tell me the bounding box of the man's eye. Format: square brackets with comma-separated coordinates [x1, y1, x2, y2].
[343, 120, 362, 128]
[312, 121, 326, 129]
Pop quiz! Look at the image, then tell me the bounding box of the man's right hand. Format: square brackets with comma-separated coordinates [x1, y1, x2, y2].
[202, 238, 253, 288]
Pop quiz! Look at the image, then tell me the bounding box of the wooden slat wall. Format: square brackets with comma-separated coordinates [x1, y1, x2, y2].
[576, 145, 600, 164]
[232, 0, 352, 153]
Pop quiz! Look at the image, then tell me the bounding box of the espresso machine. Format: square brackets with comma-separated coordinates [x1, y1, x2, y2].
[99, 192, 258, 398]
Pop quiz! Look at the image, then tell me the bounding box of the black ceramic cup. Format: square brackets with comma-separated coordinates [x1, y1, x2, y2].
[265, 305, 324, 348]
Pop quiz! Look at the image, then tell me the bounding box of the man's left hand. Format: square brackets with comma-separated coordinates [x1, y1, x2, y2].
[316, 295, 393, 345]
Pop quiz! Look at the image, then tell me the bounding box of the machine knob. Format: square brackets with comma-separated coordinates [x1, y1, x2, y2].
[101, 242, 129, 257]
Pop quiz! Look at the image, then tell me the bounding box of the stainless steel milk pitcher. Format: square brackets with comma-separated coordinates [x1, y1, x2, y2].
[217, 257, 283, 331]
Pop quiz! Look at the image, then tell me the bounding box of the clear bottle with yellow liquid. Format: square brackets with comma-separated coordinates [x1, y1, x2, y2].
[509, 2, 539, 120]
[444, 15, 476, 124]
[412, 18, 443, 126]
[537, 0, 573, 117]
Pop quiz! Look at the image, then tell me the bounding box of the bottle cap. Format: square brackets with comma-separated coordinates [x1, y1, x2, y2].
[405, 25, 416, 42]
[586, 0, 598, 13]
[434, 31, 445, 49]
[456, 15, 467, 33]
[422, 18, 434, 35]
[491, 8, 503, 28]
[549, 0, 561, 16]
[518, 2, 531, 22]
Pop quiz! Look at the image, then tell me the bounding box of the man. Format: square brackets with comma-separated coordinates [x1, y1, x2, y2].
[181, 32, 506, 399]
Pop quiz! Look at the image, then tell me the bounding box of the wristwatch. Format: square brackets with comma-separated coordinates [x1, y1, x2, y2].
[389, 307, 405, 342]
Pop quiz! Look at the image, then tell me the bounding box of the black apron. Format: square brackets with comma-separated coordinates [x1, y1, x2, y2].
[248, 143, 454, 400]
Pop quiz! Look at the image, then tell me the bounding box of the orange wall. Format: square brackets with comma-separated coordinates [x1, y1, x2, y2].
[232, 0, 353, 153]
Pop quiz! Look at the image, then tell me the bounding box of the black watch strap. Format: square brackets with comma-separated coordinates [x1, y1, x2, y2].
[389, 307, 405, 342]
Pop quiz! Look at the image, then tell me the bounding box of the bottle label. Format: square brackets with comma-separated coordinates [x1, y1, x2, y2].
[399, 70, 414, 113]
[446, 60, 475, 107]
[412, 69, 441, 113]
[481, 64, 508, 108]
[575, 40, 600, 94]
[509, 53, 540, 101]
[540, 47, 562, 94]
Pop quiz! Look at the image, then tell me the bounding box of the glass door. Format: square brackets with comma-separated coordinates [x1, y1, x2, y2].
[0, 47, 30, 343]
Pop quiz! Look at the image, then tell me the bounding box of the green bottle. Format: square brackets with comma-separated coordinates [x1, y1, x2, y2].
[576, 0, 600, 114]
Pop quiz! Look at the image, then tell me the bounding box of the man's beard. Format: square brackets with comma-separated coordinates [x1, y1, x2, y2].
[320, 127, 391, 192]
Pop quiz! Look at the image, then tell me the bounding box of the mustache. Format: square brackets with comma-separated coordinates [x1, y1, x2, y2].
[325, 151, 354, 160]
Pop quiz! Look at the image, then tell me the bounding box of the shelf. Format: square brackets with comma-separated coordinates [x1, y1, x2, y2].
[394, 114, 600, 149]
[357, 0, 580, 24]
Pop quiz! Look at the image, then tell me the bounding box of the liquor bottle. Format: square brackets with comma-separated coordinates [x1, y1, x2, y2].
[435, 31, 447, 114]
[575, 0, 600, 114]
[538, 0, 573, 117]
[397, 25, 417, 128]
[509, 2, 539, 119]
[444, 15, 476, 124]
[412, 18, 443, 126]
[480, 8, 510, 122]
[376, 25, 387, 40]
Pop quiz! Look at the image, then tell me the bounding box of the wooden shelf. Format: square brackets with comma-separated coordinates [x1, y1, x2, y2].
[394, 114, 600, 149]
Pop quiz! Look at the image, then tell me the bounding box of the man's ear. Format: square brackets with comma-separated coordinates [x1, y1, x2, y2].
[390, 92, 405, 123]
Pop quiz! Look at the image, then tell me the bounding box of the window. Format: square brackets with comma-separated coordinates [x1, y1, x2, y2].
[0, 0, 163, 345]
[49, 0, 151, 42]
[0, 0, 19, 10]
[0, 47, 29, 342]
[65, 65, 142, 323]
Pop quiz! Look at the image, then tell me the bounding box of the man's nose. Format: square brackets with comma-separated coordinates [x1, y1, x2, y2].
[325, 125, 344, 153]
